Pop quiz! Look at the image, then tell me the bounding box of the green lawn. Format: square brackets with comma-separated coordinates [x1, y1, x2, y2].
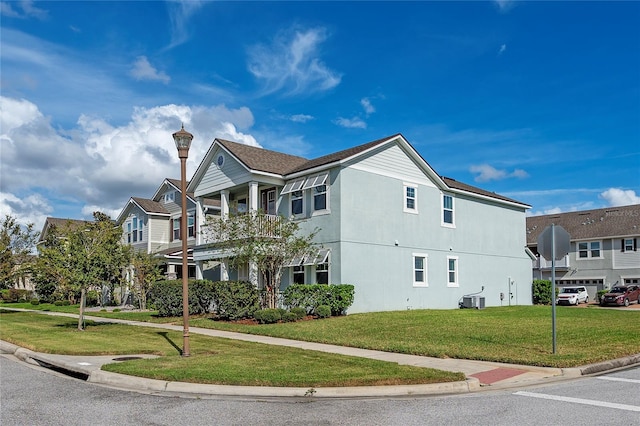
[3, 304, 638, 368]
[0, 310, 463, 387]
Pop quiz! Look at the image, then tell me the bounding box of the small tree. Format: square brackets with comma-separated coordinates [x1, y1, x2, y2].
[203, 211, 318, 309]
[0, 215, 39, 290]
[130, 250, 162, 310]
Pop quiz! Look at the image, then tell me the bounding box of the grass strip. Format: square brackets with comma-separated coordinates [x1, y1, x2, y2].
[0, 310, 463, 387]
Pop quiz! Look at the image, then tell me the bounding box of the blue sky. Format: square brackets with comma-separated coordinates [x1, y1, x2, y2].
[1, 0, 639, 231]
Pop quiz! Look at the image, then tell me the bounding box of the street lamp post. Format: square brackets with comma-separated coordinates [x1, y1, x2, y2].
[173, 124, 193, 357]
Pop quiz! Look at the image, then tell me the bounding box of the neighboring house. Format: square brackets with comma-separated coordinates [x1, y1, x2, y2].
[188, 134, 533, 313]
[526, 204, 640, 301]
[116, 178, 221, 280]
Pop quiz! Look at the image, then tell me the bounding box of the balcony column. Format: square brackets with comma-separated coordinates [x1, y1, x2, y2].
[220, 259, 229, 281]
[220, 190, 230, 219]
[195, 261, 203, 280]
[248, 181, 259, 212]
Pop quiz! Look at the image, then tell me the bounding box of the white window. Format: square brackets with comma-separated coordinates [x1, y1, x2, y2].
[442, 194, 454, 226]
[163, 191, 175, 203]
[413, 254, 428, 287]
[132, 217, 139, 242]
[313, 185, 328, 212]
[447, 256, 459, 287]
[578, 241, 601, 259]
[187, 212, 195, 238]
[291, 190, 304, 216]
[126, 222, 132, 243]
[172, 218, 181, 241]
[623, 238, 635, 252]
[293, 265, 305, 284]
[403, 183, 418, 213]
[316, 262, 329, 284]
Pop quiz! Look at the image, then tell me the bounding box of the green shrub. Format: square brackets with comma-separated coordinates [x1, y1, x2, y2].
[283, 284, 355, 316]
[290, 307, 307, 320]
[253, 308, 282, 324]
[148, 280, 216, 317]
[112, 308, 121, 313]
[532, 280, 553, 305]
[315, 305, 331, 318]
[282, 311, 298, 322]
[85, 290, 100, 307]
[597, 289, 608, 303]
[30, 299, 40, 305]
[211, 281, 260, 320]
[0, 288, 33, 303]
[53, 300, 70, 306]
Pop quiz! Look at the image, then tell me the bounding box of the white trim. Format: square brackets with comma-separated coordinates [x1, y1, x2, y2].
[281, 178, 306, 194]
[403, 182, 418, 214]
[302, 173, 329, 190]
[577, 240, 603, 259]
[311, 183, 330, 216]
[346, 163, 436, 188]
[290, 190, 305, 218]
[412, 253, 428, 287]
[447, 256, 459, 287]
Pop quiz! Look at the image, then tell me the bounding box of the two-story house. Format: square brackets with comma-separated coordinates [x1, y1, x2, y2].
[116, 178, 220, 280]
[187, 134, 533, 313]
[527, 204, 640, 301]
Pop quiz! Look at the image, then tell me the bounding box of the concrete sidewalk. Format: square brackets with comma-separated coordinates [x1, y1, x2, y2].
[2, 308, 639, 398]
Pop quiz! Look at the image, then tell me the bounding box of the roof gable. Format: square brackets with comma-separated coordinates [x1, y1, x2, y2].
[217, 139, 308, 175]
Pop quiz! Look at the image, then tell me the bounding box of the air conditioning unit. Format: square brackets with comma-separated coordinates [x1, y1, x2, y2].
[462, 296, 485, 309]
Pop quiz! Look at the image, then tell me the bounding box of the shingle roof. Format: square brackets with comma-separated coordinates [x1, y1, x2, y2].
[39, 217, 92, 242]
[442, 177, 527, 206]
[132, 197, 169, 215]
[217, 139, 309, 175]
[526, 204, 640, 245]
[286, 134, 400, 174]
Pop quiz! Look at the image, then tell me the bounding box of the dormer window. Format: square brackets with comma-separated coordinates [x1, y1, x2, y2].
[164, 191, 175, 203]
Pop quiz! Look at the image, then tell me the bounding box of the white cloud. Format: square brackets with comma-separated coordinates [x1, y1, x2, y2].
[469, 164, 529, 182]
[247, 26, 342, 96]
[361, 98, 375, 115]
[0, 192, 52, 231]
[600, 188, 640, 207]
[498, 44, 507, 55]
[0, 0, 47, 19]
[165, 0, 206, 50]
[130, 56, 170, 84]
[494, 0, 515, 13]
[334, 116, 367, 129]
[290, 114, 314, 123]
[0, 95, 259, 220]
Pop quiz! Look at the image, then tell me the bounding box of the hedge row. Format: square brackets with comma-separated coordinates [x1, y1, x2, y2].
[149, 280, 259, 319]
[282, 284, 355, 316]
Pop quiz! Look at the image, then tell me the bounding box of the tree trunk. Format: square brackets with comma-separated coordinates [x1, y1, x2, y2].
[77, 288, 86, 331]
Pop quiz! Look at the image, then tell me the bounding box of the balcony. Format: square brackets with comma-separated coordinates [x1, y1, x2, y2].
[201, 213, 282, 246]
[533, 255, 570, 270]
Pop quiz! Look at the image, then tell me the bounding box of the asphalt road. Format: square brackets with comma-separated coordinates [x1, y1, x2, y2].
[1, 355, 638, 426]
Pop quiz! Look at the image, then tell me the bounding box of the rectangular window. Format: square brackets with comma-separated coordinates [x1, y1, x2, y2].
[137, 217, 143, 241]
[164, 191, 175, 203]
[447, 256, 459, 287]
[314, 185, 327, 211]
[578, 241, 601, 258]
[293, 265, 305, 284]
[316, 262, 329, 284]
[442, 194, 454, 226]
[173, 218, 181, 241]
[132, 217, 138, 242]
[126, 222, 132, 244]
[413, 254, 428, 287]
[623, 238, 634, 252]
[291, 190, 303, 216]
[187, 213, 195, 238]
[403, 184, 417, 213]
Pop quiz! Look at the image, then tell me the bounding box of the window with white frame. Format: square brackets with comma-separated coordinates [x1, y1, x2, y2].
[188, 212, 195, 238]
[313, 185, 327, 212]
[447, 256, 459, 287]
[403, 183, 418, 213]
[137, 217, 143, 241]
[316, 262, 329, 284]
[413, 254, 428, 287]
[578, 241, 601, 258]
[291, 190, 304, 216]
[442, 194, 454, 226]
[126, 222, 132, 243]
[163, 191, 175, 203]
[132, 216, 139, 242]
[172, 218, 181, 241]
[293, 265, 305, 284]
[622, 238, 635, 252]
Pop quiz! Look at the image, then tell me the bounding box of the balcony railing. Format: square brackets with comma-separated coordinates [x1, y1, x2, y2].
[201, 213, 282, 246]
[533, 255, 570, 270]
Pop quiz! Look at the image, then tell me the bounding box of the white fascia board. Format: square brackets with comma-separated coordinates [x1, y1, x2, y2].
[525, 246, 537, 260]
[447, 187, 531, 210]
[115, 199, 135, 224]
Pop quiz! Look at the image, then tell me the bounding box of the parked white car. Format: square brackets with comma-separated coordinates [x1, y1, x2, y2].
[556, 286, 589, 306]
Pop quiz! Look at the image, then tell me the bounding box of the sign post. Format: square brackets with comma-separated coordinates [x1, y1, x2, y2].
[537, 224, 571, 354]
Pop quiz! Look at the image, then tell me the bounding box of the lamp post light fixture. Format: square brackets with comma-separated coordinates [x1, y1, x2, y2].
[173, 124, 193, 357]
